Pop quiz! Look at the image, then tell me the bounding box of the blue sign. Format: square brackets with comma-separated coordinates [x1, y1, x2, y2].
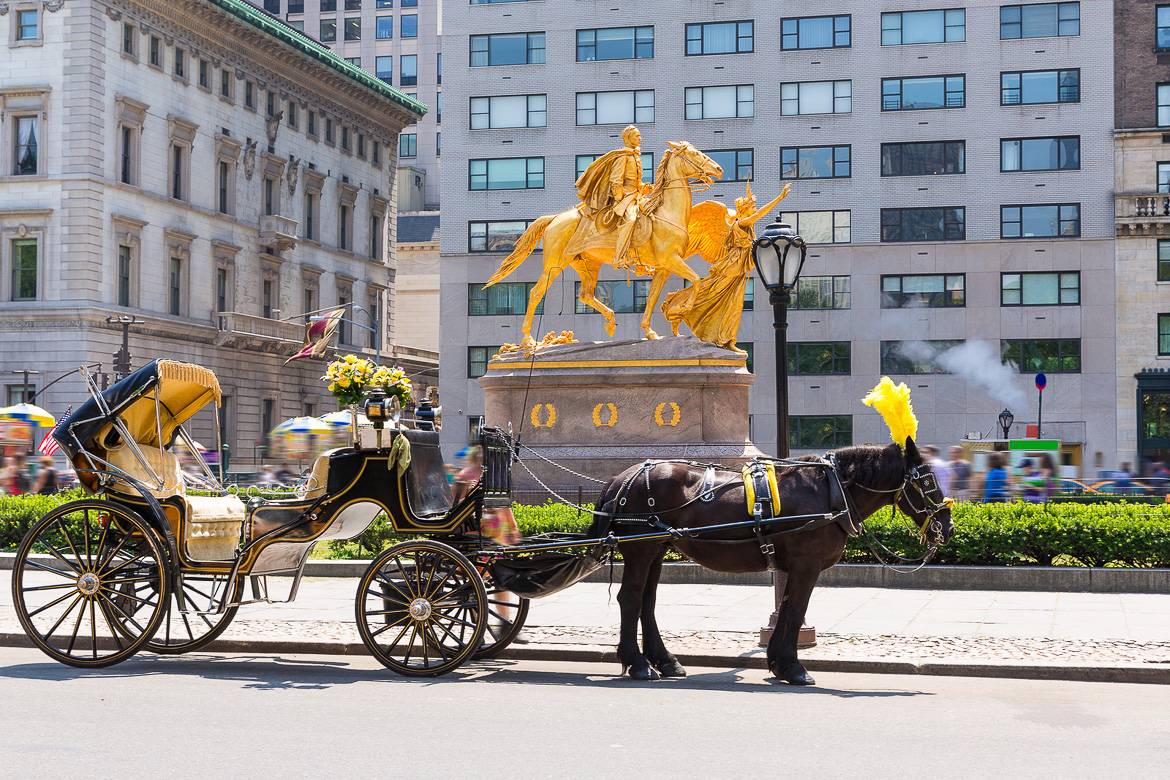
[1035, 373, 1047, 392]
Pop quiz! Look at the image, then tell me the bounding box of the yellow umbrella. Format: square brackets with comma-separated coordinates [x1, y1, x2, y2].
[0, 403, 55, 427]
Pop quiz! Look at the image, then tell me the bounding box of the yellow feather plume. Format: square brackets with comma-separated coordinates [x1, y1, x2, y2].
[862, 377, 918, 448]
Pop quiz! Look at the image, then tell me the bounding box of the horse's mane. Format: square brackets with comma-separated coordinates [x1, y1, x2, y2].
[642, 146, 675, 214]
[823, 444, 906, 489]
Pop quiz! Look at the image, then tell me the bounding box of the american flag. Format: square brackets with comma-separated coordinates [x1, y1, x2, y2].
[37, 405, 70, 456]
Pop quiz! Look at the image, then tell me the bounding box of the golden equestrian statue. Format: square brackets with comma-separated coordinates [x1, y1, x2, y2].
[483, 126, 724, 348]
[662, 182, 791, 354]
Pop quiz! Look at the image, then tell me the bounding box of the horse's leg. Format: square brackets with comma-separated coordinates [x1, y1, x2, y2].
[639, 270, 672, 341]
[616, 541, 657, 680]
[640, 547, 686, 677]
[574, 259, 616, 337]
[521, 228, 571, 345]
[766, 563, 821, 686]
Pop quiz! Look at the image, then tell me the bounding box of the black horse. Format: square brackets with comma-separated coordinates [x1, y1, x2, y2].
[589, 438, 954, 685]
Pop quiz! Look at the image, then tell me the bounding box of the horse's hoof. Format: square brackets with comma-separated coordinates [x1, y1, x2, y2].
[604, 320, 616, 337]
[623, 663, 659, 681]
[770, 663, 816, 686]
[644, 329, 661, 341]
[653, 659, 688, 678]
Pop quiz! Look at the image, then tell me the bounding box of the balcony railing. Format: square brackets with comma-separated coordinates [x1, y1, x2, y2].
[259, 214, 298, 251]
[1116, 193, 1170, 236]
[216, 311, 303, 355]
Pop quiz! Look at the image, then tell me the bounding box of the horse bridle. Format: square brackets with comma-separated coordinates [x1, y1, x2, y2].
[850, 464, 953, 546]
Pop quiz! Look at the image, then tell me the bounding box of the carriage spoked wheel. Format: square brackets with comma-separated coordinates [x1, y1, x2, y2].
[472, 569, 530, 660]
[11, 500, 168, 668]
[356, 539, 487, 677]
[143, 573, 241, 654]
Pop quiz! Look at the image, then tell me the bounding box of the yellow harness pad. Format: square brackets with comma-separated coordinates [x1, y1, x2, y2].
[742, 462, 782, 518]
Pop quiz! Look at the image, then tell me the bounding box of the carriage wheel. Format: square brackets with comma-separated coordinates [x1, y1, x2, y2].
[10, 500, 168, 668]
[356, 539, 487, 677]
[472, 571, 530, 660]
[144, 573, 240, 655]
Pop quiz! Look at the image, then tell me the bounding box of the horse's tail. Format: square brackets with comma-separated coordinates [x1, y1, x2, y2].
[483, 214, 555, 288]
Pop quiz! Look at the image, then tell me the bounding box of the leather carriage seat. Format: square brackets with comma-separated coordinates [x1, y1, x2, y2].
[105, 441, 185, 499]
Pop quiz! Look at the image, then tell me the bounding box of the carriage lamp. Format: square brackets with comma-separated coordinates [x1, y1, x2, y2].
[998, 408, 1015, 440]
[364, 389, 388, 449]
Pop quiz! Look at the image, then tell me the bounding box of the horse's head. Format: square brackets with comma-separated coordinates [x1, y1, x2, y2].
[897, 438, 955, 547]
[665, 140, 723, 187]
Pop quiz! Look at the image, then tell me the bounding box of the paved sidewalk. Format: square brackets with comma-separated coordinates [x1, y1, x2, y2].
[3, 571, 1168, 671]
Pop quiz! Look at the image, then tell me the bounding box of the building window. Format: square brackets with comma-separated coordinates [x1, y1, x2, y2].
[777, 210, 851, 244]
[245, 81, 256, 110]
[369, 212, 384, 258]
[1159, 240, 1170, 281]
[220, 69, 233, 100]
[263, 176, 278, 216]
[372, 141, 382, 166]
[399, 133, 417, 158]
[338, 204, 353, 250]
[882, 75, 965, 111]
[344, 17, 361, 41]
[168, 256, 183, 316]
[881, 8, 965, 45]
[788, 342, 851, 375]
[1160, 6, 1170, 50]
[1159, 162, 1170, 193]
[881, 207, 966, 242]
[320, 19, 336, 42]
[401, 14, 417, 37]
[368, 291, 383, 350]
[1000, 3, 1080, 39]
[262, 278, 275, 319]
[1003, 339, 1081, 373]
[1001, 272, 1080, 305]
[345, 0, 362, 9]
[468, 346, 500, 379]
[117, 244, 133, 307]
[685, 85, 754, 120]
[573, 280, 650, 314]
[375, 55, 393, 83]
[9, 239, 37, 301]
[685, 20, 753, 55]
[468, 282, 542, 316]
[263, 0, 279, 11]
[790, 416, 852, 449]
[216, 267, 229, 313]
[170, 144, 186, 200]
[337, 287, 351, 344]
[1001, 203, 1080, 238]
[881, 140, 965, 176]
[469, 157, 545, 190]
[576, 90, 654, 125]
[781, 15, 851, 50]
[198, 59, 210, 89]
[576, 152, 653, 183]
[1001, 136, 1080, 172]
[304, 192, 319, 241]
[881, 340, 964, 374]
[400, 54, 417, 86]
[469, 220, 534, 253]
[1160, 315, 1170, 355]
[402, 0, 416, 6]
[122, 22, 136, 56]
[149, 35, 161, 67]
[470, 94, 547, 129]
[217, 160, 230, 213]
[576, 26, 654, 61]
[1001, 69, 1080, 105]
[791, 275, 850, 310]
[704, 149, 753, 181]
[881, 274, 965, 308]
[781, 145, 850, 179]
[174, 48, 186, 80]
[376, 16, 393, 39]
[470, 32, 546, 66]
[1160, 84, 1170, 127]
[14, 8, 39, 42]
[780, 80, 851, 115]
[325, 117, 335, 144]
[12, 116, 38, 176]
[341, 126, 351, 153]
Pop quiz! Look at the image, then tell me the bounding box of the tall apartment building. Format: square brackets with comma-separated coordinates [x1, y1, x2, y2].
[259, 0, 442, 210]
[438, 0, 1118, 472]
[0, 0, 421, 462]
[1114, 0, 1170, 472]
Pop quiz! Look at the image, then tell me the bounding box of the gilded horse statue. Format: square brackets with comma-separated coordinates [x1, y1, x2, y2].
[483, 139, 724, 348]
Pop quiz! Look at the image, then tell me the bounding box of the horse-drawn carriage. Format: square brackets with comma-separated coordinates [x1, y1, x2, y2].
[12, 361, 953, 683]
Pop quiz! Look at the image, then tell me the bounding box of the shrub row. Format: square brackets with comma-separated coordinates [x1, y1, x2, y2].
[3, 493, 1168, 568]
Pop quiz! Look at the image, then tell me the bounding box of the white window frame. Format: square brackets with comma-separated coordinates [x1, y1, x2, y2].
[576, 89, 655, 126]
[780, 80, 851, 116]
[470, 94, 547, 130]
[684, 85, 754, 120]
[778, 210, 852, 244]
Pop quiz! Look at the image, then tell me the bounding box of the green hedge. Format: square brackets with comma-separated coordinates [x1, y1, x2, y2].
[3, 493, 1169, 568]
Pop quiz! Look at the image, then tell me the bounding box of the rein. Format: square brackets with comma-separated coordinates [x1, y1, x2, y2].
[847, 465, 951, 572]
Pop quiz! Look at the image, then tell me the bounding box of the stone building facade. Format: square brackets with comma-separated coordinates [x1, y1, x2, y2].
[1114, 0, 1170, 470]
[0, 0, 422, 465]
[438, 0, 1118, 471]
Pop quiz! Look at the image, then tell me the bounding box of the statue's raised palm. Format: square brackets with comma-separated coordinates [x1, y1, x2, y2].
[483, 141, 724, 346]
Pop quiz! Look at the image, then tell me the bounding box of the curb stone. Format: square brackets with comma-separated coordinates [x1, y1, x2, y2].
[2, 632, 1165, 685]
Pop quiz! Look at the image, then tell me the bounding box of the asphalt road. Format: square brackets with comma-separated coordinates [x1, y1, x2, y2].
[1, 647, 1167, 778]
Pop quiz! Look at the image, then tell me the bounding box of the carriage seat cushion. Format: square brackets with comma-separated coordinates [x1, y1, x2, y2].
[301, 448, 344, 500]
[105, 442, 184, 499]
[182, 494, 247, 562]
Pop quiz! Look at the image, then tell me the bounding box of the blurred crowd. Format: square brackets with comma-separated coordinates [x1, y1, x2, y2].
[0, 454, 63, 495]
[921, 446, 1063, 503]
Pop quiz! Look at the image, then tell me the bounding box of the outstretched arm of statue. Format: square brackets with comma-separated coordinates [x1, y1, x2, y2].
[744, 185, 792, 227]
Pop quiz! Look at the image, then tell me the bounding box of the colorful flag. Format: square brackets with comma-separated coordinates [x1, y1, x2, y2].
[286, 308, 346, 363]
[37, 405, 69, 456]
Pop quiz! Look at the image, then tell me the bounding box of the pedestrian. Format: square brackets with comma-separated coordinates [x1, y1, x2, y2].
[2, 454, 30, 495]
[1019, 458, 1045, 502]
[31, 455, 58, 495]
[921, 445, 953, 497]
[982, 452, 1012, 502]
[948, 446, 972, 500]
[455, 446, 518, 545]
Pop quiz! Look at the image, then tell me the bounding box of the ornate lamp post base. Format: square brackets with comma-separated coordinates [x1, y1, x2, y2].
[757, 572, 817, 649]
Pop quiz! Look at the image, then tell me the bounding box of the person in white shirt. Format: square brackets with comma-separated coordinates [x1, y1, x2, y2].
[921, 444, 953, 497]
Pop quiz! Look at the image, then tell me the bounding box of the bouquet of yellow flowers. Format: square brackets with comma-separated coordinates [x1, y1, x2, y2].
[323, 354, 412, 408]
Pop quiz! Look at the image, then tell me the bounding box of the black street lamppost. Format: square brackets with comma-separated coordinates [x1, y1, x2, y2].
[751, 221, 812, 648]
[998, 408, 1015, 440]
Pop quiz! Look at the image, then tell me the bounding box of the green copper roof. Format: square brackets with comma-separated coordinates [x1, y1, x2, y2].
[207, 0, 426, 118]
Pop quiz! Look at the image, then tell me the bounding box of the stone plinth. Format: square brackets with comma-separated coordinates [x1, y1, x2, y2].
[481, 336, 759, 489]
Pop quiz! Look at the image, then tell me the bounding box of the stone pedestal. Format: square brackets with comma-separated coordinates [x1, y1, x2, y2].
[481, 336, 759, 488]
